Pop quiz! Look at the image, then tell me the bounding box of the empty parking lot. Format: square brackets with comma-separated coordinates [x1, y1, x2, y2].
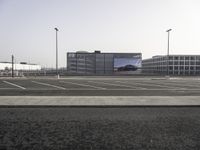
[0, 77, 200, 96]
[1, 77, 200, 149]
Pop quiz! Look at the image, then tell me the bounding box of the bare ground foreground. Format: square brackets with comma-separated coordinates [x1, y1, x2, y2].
[0, 107, 200, 150]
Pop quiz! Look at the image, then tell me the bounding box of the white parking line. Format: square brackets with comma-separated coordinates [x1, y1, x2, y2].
[88, 81, 138, 89]
[3, 81, 26, 90]
[142, 80, 200, 89]
[72, 88, 199, 91]
[165, 81, 200, 88]
[32, 81, 66, 90]
[29, 88, 200, 91]
[123, 81, 186, 89]
[115, 81, 147, 89]
[151, 81, 200, 88]
[60, 81, 106, 90]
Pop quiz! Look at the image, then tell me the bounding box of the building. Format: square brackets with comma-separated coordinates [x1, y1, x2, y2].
[142, 55, 200, 75]
[67, 51, 142, 75]
[0, 62, 41, 76]
[0, 62, 41, 71]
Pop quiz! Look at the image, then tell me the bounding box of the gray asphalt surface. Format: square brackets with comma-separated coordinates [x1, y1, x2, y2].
[0, 106, 200, 150]
[0, 77, 200, 96]
[1, 77, 200, 149]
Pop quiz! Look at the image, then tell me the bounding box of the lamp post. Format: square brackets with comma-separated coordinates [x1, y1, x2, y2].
[54, 27, 59, 78]
[166, 29, 172, 76]
[11, 55, 14, 78]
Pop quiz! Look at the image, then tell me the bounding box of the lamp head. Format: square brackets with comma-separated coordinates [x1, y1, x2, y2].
[166, 29, 172, 32]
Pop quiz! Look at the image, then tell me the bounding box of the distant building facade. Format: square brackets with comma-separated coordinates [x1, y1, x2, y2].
[67, 51, 142, 75]
[0, 62, 41, 71]
[142, 55, 200, 75]
[0, 62, 41, 76]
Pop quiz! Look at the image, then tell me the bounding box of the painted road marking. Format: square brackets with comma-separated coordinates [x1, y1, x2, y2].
[3, 81, 26, 90]
[33, 88, 200, 91]
[164, 81, 200, 88]
[115, 81, 147, 89]
[142, 80, 200, 89]
[60, 81, 106, 90]
[0, 88, 199, 91]
[32, 81, 66, 90]
[150, 81, 200, 88]
[127, 81, 186, 89]
[88, 81, 138, 89]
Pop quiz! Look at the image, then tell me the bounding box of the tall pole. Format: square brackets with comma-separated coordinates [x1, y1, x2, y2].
[166, 29, 172, 76]
[11, 55, 14, 78]
[54, 28, 59, 78]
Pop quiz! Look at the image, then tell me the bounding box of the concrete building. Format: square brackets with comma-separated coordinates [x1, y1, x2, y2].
[142, 55, 200, 75]
[67, 51, 142, 75]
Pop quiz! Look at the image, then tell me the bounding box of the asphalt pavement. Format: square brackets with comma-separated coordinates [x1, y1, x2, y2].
[0, 106, 200, 150]
[0, 77, 200, 149]
[0, 77, 200, 96]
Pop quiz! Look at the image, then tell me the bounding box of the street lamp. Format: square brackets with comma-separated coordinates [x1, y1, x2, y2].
[166, 29, 172, 76]
[11, 55, 14, 78]
[54, 27, 59, 78]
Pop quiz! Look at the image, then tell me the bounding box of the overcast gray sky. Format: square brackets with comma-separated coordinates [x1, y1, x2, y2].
[0, 0, 200, 68]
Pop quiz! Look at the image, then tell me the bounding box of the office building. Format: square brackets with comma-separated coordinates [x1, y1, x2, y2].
[142, 55, 200, 75]
[67, 51, 142, 75]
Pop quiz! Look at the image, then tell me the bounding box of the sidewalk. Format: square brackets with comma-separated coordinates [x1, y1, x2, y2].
[0, 96, 200, 106]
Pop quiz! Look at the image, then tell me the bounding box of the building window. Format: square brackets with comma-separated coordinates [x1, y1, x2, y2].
[180, 61, 184, 65]
[174, 57, 179, 60]
[174, 61, 178, 65]
[190, 71, 195, 75]
[190, 61, 195, 65]
[185, 62, 189, 65]
[68, 53, 76, 58]
[196, 67, 200, 70]
[197, 56, 200, 61]
[185, 57, 189, 60]
[174, 71, 178, 75]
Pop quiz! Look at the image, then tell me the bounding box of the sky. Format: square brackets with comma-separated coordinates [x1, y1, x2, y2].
[0, 0, 200, 68]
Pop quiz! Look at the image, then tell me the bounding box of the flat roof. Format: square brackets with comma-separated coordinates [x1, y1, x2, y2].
[142, 54, 200, 61]
[67, 52, 141, 54]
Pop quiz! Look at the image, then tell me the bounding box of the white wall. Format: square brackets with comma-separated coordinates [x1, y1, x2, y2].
[0, 63, 41, 70]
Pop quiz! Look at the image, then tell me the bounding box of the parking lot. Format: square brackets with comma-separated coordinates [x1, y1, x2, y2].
[0, 77, 200, 96]
[1, 77, 200, 149]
